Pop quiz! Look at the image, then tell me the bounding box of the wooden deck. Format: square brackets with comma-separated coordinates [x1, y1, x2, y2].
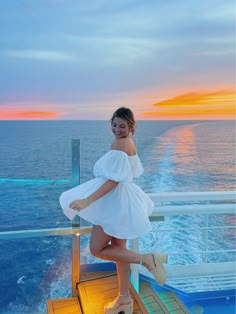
[46, 297, 82, 314]
[140, 281, 190, 314]
[78, 274, 148, 313]
[47, 272, 190, 314]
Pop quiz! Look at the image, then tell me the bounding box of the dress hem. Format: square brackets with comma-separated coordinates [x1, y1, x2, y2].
[86, 222, 152, 240]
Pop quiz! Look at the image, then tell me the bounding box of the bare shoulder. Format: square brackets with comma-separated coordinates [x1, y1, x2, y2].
[111, 138, 136, 155]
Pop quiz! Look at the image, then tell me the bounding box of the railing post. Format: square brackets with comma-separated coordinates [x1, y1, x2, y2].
[71, 139, 81, 296]
[130, 238, 139, 292]
[204, 214, 209, 263]
[72, 233, 80, 296]
[71, 139, 80, 187]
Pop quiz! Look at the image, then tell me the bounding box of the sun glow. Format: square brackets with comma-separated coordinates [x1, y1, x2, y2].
[0, 110, 63, 120]
[142, 90, 236, 120]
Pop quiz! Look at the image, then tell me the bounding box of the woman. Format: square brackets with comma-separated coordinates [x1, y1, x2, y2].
[60, 107, 168, 314]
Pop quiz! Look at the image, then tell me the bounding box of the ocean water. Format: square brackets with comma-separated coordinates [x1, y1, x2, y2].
[0, 120, 235, 313]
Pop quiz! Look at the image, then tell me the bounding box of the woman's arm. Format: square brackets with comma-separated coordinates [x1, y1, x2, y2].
[69, 179, 118, 211]
[70, 139, 133, 211]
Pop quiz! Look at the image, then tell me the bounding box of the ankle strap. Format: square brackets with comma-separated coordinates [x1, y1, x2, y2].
[119, 293, 130, 297]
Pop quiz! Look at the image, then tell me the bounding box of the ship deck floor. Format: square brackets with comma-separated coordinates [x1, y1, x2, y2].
[47, 271, 190, 314]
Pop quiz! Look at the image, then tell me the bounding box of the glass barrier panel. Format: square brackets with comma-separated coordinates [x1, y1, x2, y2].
[0, 236, 72, 314]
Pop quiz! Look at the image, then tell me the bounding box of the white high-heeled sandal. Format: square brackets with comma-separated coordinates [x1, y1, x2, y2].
[104, 293, 133, 314]
[141, 253, 168, 286]
[150, 253, 167, 285]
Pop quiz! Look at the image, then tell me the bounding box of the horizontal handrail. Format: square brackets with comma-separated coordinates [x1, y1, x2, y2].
[0, 192, 234, 239]
[151, 203, 235, 217]
[150, 225, 235, 231]
[142, 261, 235, 278]
[0, 226, 92, 240]
[0, 178, 69, 184]
[165, 249, 235, 255]
[148, 191, 235, 202]
[148, 191, 235, 218]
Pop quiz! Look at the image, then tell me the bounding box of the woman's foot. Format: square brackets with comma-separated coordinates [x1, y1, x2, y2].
[104, 294, 133, 314]
[142, 253, 168, 286]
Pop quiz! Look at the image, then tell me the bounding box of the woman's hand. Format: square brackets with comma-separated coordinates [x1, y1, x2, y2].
[69, 199, 89, 211]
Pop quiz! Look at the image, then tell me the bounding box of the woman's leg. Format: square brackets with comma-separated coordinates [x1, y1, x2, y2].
[112, 237, 130, 294]
[90, 225, 167, 311]
[109, 238, 132, 306]
[90, 225, 156, 272]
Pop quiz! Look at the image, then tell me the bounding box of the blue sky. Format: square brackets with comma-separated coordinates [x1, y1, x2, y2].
[0, 0, 235, 119]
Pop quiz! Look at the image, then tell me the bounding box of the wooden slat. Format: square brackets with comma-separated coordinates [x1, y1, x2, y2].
[140, 281, 190, 314]
[46, 297, 82, 314]
[157, 291, 190, 314]
[80, 270, 117, 282]
[139, 282, 168, 313]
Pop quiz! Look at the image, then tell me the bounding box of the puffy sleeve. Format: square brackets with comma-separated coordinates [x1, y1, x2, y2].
[130, 155, 144, 178]
[93, 150, 132, 182]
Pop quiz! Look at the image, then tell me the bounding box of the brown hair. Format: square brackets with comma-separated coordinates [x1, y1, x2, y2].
[111, 107, 136, 134]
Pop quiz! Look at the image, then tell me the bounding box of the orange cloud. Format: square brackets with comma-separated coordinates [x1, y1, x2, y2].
[0, 110, 63, 120]
[142, 90, 236, 120]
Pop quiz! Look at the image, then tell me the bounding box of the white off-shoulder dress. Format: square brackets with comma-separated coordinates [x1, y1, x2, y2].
[59, 150, 154, 239]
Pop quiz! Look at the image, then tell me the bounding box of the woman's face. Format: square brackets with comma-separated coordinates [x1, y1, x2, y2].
[111, 117, 130, 139]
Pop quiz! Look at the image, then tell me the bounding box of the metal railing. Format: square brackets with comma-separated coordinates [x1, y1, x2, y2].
[0, 226, 92, 296]
[0, 139, 235, 296]
[0, 191, 235, 296]
[70, 138, 236, 290]
[131, 191, 236, 291]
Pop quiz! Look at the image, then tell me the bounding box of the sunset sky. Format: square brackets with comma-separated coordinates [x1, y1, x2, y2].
[0, 0, 235, 120]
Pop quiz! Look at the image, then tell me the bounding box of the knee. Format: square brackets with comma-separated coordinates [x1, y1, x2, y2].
[89, 241, 102, 258]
